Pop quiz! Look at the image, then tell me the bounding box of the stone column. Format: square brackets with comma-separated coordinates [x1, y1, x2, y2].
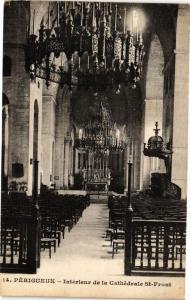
[28, 80, 43, 195]
[124, 147, 129, 192]
[69, 143, 74, 187]
[41, 94, 56, 187]
[171, 5, 189, 199]
[133, 140, 141, 191]
[54, 86, 71, 189]
[63, 138, 71, 188]
[141, 99, 165, 189]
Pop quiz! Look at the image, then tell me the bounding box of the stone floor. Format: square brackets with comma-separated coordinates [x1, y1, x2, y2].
[39, 203, 124, 278]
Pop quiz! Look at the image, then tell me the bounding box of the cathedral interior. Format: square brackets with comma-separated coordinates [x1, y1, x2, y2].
[1, 1, 189, 287]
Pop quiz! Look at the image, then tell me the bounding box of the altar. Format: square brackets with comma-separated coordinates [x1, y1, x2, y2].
[82, 167, 111, 192]
[85, 181, 108, 192]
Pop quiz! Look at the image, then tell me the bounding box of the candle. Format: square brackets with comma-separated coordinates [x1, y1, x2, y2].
[81, 2, 83, 26]
[137, 27, 139, 42]
[61, 52, 63, 66]
[137, 16, 139, 41]
[33, 9, 35, 34]
[115, 4, 117, 31]
[57, 2, 59, 26]
[124, 8, 126, 34]
[132, 12, 133, 33]
[48, 4, 50, 29]
[87, 55, 89, 69]
[28, 6, 31, 35]
[92, 3, 96, 27]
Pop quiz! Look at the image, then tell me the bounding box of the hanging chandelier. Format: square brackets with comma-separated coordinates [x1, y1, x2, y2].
[75, 95, 126, 152]
[25, 2, 144, 93]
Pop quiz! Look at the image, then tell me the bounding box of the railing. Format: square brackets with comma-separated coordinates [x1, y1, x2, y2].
[123, 161, 186, 277]
[0, 214, 41, 274]
[151, 173, 181, 199]
[165, 179, 181, 199]
[125, 219, 186, 276]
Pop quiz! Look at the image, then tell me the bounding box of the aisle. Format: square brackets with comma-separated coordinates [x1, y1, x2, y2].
[39, 203, 124, 278]
[1, 203, 184, 299]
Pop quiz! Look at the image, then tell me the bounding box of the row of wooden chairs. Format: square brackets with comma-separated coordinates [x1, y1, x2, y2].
[38, 192, 90, 259]
[106, 193, 186, 260]
[1, 191, 90, 263]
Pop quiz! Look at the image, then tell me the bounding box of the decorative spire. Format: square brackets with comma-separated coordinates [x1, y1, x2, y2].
[153, 121, 160, 136]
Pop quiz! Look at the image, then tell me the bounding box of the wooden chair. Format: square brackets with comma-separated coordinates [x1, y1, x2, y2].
[40, 238, 56, 259]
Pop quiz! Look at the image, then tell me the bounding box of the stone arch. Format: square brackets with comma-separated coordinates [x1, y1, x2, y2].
[146, 33, 164, 101]
[141, 33, 165, 189]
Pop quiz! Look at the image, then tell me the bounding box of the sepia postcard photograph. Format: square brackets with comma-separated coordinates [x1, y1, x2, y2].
[0, 0, 189, 299]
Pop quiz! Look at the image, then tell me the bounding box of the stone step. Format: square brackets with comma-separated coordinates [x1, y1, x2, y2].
[89, 194, 108, 204]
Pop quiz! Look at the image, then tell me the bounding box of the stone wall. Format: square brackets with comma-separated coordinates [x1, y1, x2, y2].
[3, 2, 56, 194]
[141, 34, 165, 189]
[171, 5, 190, 199]
[3, 2, 30, 189]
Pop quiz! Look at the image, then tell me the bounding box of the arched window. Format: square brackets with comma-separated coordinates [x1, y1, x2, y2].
[3, 56, 12, 77]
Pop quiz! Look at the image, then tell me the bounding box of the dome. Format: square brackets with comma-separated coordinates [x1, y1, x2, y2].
[148, 135, 163, 150]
